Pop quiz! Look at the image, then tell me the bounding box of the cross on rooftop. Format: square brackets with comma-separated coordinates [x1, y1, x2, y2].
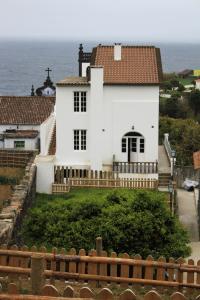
[45, 68, 52, 78]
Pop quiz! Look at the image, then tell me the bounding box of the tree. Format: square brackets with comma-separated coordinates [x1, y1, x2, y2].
[159, 116, 200, 165]
[160, 81, 172, 92]
[170, 78, 180, 88]
[164, 97, 179, 118]
[178, 84, 185, 92]
[21, 190, 191, 259]
[188, 89, 200, 116]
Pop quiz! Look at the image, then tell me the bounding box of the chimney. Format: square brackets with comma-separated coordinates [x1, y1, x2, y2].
[114, 43, 122, 61]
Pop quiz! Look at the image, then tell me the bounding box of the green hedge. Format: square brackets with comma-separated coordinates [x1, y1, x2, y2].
[21, 189, 190, 259]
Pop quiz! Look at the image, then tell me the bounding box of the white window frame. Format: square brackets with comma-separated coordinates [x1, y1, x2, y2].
[73, 91, 87, 113]
[73, 130, 87, 151]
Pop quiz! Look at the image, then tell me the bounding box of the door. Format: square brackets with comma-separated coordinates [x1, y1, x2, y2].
[128, 137, 145, 162]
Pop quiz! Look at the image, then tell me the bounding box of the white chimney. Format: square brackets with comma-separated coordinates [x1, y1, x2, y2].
[114, 43, 122, 61]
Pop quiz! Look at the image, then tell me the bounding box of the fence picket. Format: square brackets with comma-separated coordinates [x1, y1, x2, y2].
[145, 255, 154, 280]
[60, 248, 66, 281]
[144, 290, 162, 299]
[78, 249, 86, 282]
[80, 287, 95, 298]
[41, 284, 59, 297]
[133, 254, 142, 288]
[157, 256, 166, 281]
[170, 292, 187, 299]
[88, 249, 97, 287]
[97, 288, 113, 300]
[100, 250, 108, 285]
[197, 260, 200, 284]
[119, 289, 136, 300]
[167, 257, 175, 282]
[121, 253, 130, 288]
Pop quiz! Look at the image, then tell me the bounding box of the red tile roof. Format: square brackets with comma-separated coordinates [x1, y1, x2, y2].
[91, 45, 162, 85]
[48, 124, 56, 155]
[0, 96, 55, 125]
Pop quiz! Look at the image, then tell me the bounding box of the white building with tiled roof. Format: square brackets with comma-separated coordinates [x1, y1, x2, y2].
[0, 96, 55, 151]
[36, 43, 163, 193]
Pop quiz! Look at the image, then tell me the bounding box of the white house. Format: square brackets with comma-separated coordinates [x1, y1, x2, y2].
[0, 96, 55, 151]
[36, 43, 163, 193]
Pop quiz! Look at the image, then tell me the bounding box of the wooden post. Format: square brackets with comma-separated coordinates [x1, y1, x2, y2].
[96, 237, 103, 287]
[31, 254, 45, 295]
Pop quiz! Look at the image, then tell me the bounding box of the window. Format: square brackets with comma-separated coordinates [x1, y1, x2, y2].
[140, 138, 145, 153]
[14, 141, 25, 149]
[74, 92, 87, 112]
[131, 138, 137, 152]
[74, 130, 87, 150]
[121, 138, 126, 152]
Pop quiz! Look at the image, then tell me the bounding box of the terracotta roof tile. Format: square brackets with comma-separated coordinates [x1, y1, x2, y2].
[92, 45, 162, 85]
[0, 96, 55, 125]
[57, 77, 89, 86]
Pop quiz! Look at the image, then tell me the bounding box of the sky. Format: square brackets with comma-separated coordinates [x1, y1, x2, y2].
[0, 0, 200, 43]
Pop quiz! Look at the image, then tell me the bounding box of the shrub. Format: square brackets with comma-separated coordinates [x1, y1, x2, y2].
[159, 116, 200, 165]
[21, 189, 191, 259]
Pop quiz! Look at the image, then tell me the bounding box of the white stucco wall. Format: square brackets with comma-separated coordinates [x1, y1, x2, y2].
[35, 155, 55, 194]
[56, 82, 159, 168]
[4, 137, 38, 150]
[82, 62, 90, 76]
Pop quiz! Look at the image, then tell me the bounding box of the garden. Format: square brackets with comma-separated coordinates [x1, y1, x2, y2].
[19, 188, 191, 259]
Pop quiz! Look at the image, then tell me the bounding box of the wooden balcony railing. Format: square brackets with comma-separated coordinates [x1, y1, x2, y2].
[113, 162, 158, 174]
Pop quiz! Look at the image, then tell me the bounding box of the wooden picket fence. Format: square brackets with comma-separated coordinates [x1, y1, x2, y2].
[53, 166, 158, 193]
[0, 282, 198, 300]
[0, 239, 199, 292]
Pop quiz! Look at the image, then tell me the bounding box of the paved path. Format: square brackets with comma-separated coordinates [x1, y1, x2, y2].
[158, 145, 171, 173]
[177, 189, 199, 242]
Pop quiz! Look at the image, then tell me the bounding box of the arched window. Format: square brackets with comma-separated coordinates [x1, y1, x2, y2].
[121, 132, 145, 153]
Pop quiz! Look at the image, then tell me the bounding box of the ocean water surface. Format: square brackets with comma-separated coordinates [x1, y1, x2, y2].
[0, 40, 200, 96]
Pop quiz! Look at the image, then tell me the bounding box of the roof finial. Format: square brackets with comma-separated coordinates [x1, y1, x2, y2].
[45, 67, 52, 79]
[79, 43, 83, 53]
[31, 85, 35, 96]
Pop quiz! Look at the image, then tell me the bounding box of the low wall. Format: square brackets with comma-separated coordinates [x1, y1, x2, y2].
[0, 160, 36, 244]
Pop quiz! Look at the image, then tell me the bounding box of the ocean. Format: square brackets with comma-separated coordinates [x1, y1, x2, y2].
[0, 40, 200, 96]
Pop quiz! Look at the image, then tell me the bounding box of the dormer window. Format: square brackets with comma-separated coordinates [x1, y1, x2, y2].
[74, 91, 87, 112]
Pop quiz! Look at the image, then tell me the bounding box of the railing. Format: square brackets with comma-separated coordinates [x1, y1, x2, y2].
[113, 162, 158, 174]
[0, 239, 199, 292]
[52, 178, 158, 193]
[163, 133, 176, 177]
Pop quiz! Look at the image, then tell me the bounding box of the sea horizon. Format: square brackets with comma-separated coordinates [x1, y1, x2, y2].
[0, 39, 200, 96]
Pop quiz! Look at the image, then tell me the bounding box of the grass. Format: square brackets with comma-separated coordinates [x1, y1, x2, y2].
[178, 77, 193, 86]
[34, 188, 168, 208]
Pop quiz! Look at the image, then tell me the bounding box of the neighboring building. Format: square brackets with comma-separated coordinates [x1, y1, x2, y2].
[36, 43, 163, 193]
[178, 69, 193, 78]
[195, 79, 200, 90]
[0, 96, 55, 150]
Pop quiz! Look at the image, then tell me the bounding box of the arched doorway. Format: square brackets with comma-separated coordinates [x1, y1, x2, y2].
[121, 132, 145, 162]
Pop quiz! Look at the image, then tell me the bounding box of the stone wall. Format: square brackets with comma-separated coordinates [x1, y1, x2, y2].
[0, 160, 36, 244]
